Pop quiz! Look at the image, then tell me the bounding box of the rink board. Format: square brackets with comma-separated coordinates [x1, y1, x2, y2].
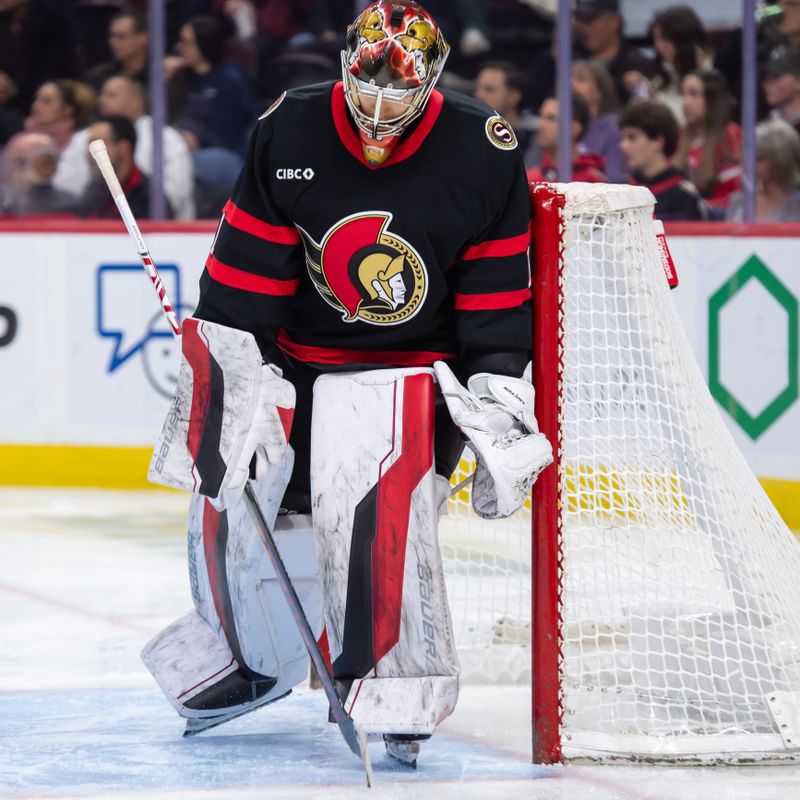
[0, 220, 798, 527]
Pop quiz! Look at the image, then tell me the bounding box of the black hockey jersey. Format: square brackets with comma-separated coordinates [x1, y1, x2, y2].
[195, 80, 532, 367]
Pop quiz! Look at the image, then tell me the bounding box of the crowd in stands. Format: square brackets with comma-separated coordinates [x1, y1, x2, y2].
[2, 0, 800, 222]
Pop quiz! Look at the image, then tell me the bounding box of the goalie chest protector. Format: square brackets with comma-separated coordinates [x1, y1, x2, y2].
[196, 80, 532, 367]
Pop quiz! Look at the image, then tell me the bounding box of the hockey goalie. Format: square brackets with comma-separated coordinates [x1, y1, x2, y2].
[142, 0, 552, 769]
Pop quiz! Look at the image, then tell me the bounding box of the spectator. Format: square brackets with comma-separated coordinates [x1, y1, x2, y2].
[85, 10, 150, 94]
[0, 0, 79, 113]
[527, 94, 606, 184]
[627, 6, 712, 125]
[79, 115, 171, 219]
[209, 0, 315, 65]
[619, 101, 707, 221]
[0, 131, 76, 214]
[776, 0, 800, 47]
[675, 69, 742, 212]
[474, 61, 536, 157]
[763, 44, 800, 135]
[573, 0, 654, 105]
[571, 59, 627, 182]
[55, 76, 195, 219]
[0, 74, 23, 146]
[24, 79, 95, 152]
[168, 15, 255, 215]
[727, 118, 800, 222]
[168, 16, 255, 155]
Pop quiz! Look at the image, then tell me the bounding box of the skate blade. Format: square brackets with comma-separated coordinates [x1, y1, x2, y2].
[182, 689, 291, 737]
[384, 740, 419, 770]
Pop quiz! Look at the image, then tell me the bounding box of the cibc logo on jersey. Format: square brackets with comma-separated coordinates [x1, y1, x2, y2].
[276, 167, 315, 180]
[297, 212, 427, 325]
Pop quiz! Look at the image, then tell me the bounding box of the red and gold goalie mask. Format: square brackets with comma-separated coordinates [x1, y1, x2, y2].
[342, 0, 450, 159]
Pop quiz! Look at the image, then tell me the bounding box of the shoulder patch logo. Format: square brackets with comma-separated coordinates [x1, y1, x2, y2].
[485, 115, 518, 150]
[259, 91, 286, 120]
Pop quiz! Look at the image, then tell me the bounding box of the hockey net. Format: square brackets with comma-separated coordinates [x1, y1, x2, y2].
[441, 181, 800, 764]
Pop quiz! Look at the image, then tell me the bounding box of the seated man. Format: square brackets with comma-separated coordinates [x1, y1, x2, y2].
[619, 101, 708, 221]
[1, 132, 77, 214]
[527, 94, 606, 183]
[78, 115, 172, 219]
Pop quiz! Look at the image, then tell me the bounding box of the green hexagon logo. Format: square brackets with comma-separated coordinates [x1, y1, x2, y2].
[709, 254, 798, 440]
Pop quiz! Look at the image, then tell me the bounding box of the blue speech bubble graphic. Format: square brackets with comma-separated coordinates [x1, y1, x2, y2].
[97, 264, 182, 372]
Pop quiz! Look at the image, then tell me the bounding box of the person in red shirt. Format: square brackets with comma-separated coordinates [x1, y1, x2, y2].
[675, 68, 742, 212]
[527, 93, 607, 183]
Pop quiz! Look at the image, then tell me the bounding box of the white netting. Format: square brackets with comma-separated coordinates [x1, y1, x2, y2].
[552, 183, 800, 762]
[440, 454, 531, 684]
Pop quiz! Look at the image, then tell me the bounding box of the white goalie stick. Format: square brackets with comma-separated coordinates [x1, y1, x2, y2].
[88, 140, 374, 788]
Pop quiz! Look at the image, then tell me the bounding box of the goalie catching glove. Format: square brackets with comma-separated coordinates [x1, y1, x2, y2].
[148, 318, 295, 502]
[433, 360, 552, 519]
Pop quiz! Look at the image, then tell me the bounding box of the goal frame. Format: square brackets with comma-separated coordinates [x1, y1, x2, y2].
[530, 183, 565, 764]
[527, 181, 800, 766]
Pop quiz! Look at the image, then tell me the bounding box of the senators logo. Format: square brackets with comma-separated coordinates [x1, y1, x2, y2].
[298, 212, 427, 325]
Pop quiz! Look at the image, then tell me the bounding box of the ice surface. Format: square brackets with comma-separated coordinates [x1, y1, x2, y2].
[2, 488, 800, 800]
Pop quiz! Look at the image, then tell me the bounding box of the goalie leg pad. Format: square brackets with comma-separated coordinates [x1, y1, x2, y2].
[143, 449, 323, 720]
[311, 368, 460, 734]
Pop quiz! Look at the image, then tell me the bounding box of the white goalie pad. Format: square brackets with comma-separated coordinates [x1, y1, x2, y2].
[311, 368, 460, 736]
[147, 317, 294, 501]
[142, 449, 323, 721]
[434, 360, 553, 519]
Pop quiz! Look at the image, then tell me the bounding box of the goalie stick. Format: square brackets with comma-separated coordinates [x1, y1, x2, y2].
[88, 139, 374, 788]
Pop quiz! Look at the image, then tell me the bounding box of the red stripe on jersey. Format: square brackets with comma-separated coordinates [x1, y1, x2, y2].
[455, 287, 531, 311]
[331, 82, 444, 170]
[277, 329, 455, 366]
[631, 174, 685, 196]
[206, 253, 300, 296]
[222, 200, 300, 244]
[461, 232, 530, 261]
[372, 373, 434, 663]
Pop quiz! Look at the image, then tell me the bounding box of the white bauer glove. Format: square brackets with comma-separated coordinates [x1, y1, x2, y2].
[148, 318, 295, 504]
[433, 360, 553, 519]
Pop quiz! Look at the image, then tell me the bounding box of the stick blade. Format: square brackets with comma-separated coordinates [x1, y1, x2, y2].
[336, 713, 373, 787]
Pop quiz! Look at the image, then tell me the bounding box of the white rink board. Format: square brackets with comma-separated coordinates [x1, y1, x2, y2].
[0, 225, 798, 480]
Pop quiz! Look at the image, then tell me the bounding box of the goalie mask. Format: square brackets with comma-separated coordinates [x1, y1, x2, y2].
[342, 1, 450, 143]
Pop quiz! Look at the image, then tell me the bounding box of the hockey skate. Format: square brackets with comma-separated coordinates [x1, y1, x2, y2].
[183, 689, 292, 737]
[383, 734, 425, 768]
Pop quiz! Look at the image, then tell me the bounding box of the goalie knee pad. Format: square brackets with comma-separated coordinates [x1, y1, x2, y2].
[142, 448, 323, 721]
[310, 368, 460, 737]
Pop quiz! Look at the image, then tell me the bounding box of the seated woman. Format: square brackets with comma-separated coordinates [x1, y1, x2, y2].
[168, 15, 255, 158]
[571, 60, 627, 182]
[24, 79, 95, 152]
[727, 118, 800, 222]
[167, 15, 256, 215]
[675, 68, 742, 214]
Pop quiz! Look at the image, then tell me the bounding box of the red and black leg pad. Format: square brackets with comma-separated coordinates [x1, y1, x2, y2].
[181, 319, 228, 498]
[182, 499, 277, 711]
[311, 368, 460, 700]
